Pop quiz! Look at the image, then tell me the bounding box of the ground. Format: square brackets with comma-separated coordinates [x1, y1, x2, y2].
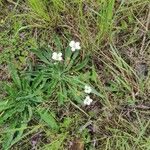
[0, 0, 150, 150]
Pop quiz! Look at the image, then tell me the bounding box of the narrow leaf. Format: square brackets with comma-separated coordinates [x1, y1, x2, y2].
[38, 108, 59, 130]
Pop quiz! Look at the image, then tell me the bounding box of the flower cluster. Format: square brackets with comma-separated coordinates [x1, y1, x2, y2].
[52, 52, 63, 61]
[84, 85, 93, 106]
[84, 85, 92, 94]
[52, 40, 80, 61]
[69, 40, 81, 52]
[51, 40, 93, 106]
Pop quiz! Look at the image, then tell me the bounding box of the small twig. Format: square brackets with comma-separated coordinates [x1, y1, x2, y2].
[70, 100, 90, 117]
[79, 120, 93, 132]
[135, 104, 150, 110]
[7, 0, 18, 5]
[144, 40, 150, 52]
[140, 4, 150, 56]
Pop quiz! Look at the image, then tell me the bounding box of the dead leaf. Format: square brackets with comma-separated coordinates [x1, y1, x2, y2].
[69, 138, 84, 150]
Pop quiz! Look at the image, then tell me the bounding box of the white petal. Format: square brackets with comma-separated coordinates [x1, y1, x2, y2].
[85, 89, 90, 94]
[58, 52, 62, 57]
[84, 85, 92, 94]
[76, 45, 81, 50]
[84, 85, 88, 90]
[88, 100, 93, 105]
[84, 89, 88, 93]
[71, 47, 76, 52]
[69, 41, 75, 47]
[86, 95, 90, 100]
[52, 52, 57, 60]
[89, 98, 93, 103]
[53, 52, 57, 56]
[58, 56, 62, 61]
[84, 96, 93, 105]
[84, 100, 88, 105]
[87, 101, 91, 105]
[75, 42, 81, 49]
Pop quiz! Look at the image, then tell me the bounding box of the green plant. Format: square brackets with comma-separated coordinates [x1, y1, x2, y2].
[29, 39, 91, 105]
[0, 63, 45, 149]
[0, 38, 101, 149]
[0, 63, 45, 124]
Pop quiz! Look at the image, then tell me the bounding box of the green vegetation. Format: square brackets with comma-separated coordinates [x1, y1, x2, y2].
[0, 0, 150, 149]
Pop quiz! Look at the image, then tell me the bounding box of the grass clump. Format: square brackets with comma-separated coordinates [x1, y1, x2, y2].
[30, 41, 91, 105]
[0, 63, 45, 149]
[0, 38, 101, 149]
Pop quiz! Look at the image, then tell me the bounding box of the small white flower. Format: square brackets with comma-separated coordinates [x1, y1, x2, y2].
[52, 52, 62, 61]
[84, 96, 93, 106]
[84, 85, 92, 94]
[69, 40, 81, 51]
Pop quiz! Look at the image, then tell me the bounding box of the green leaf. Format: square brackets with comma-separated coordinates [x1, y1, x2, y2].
[53, 36, 63, 51]
[21, 78, 30, 91]
[16, 93, 36, 101]
[91, 65, 98, 83]
[3, 132, 14, 150]
[74, 56, 89, 71]
[27, 105, 33, 122]
[41, 47, 52, 61]
[10, 123, 27, 147]
[32, 72, 44, 89]
[2, 121, 17, 150]
[0, 100, 8, 111]
[57, 83, 68, 106]
[0, 108, 17, 124]
[30, 48, 50, 64]
[8, 63, 21, 89]
[37, 108, 59, 130]
[65, 51, 79, 71]
[46, 80, 58, 95]
[64, 47, 72, 67]
[43, 134, 66, 150]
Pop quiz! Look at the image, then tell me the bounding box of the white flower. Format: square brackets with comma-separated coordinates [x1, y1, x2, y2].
[84, 96, 93, 106]
[52, 52, 62, 61]
[84, 85, 92, 94]
[69, 40, 81, 51]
